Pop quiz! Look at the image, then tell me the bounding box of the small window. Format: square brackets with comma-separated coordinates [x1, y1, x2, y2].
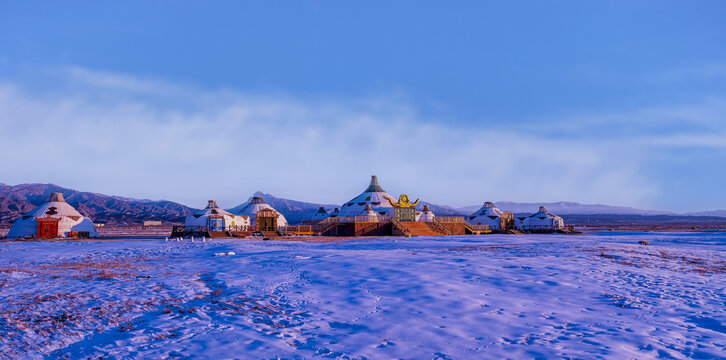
[358, 202, 366, 205]
[365, 196, 371, 201]
[371, 201, 381, 205]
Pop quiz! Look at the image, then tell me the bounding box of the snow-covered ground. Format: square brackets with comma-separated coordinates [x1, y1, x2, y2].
[1, 233, 725, 359]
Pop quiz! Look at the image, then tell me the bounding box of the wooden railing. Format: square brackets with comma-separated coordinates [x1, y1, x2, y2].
[518, 225, 563, 231]
[431, 218, 451, 235]
[437, 216, 466, 223]
[466, 223, 492, 231]
[172, 225, 253, 233]
[318, 216, 393, 224]
[391, 218, 412, 237]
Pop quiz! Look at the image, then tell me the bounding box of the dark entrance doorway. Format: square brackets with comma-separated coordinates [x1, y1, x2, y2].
[256, 209, 278, 231]
[208, 217, 225, 231]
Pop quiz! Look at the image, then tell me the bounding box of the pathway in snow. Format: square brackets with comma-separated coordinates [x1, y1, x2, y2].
[0, 233, 725, 359]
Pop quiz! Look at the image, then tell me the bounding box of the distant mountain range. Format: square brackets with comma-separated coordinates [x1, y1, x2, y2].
[0, 183, 195, 225]
[456, 201, 672, 216]
[1, 183, 725, 226]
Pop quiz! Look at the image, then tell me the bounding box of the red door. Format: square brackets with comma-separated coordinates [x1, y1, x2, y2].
[37, 218, 60, 238]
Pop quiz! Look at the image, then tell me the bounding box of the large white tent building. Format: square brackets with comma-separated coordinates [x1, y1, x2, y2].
[185, 200, 250, 231]
[516, 206, 565, 230]
[468, 202, 506, 230]
[7, 193, 99, 239]
[337, 175, 398, 218]
[232, 196, 288, 227]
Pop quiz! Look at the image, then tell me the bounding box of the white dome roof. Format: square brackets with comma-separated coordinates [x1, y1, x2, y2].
[337, 176, 397, 217]
[417, 205, 436, 222]
[518, 206, 565, 229]
[7, 192, 99, 238]
[468, 202, 504, 228]
[232, 196, 288, 226]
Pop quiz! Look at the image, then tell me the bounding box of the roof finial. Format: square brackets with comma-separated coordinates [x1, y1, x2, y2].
[365, 175, 386, 193]
[206, 200, 218, 209]
[49, 192, 65, 202]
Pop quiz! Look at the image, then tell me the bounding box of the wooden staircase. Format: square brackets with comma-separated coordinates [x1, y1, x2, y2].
[397, 221, 448, 237]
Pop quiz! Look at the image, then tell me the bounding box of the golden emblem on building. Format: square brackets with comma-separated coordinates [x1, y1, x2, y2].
[386, 194, 419, 208]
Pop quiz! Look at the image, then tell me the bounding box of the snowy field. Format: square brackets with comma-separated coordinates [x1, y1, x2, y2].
[1, 233, 725, 359]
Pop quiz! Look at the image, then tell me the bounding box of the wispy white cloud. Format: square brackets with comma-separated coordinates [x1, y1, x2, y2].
[2, 67, 724, 210]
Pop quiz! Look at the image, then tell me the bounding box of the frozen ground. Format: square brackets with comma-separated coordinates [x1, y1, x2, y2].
[1, 233, 725, 359]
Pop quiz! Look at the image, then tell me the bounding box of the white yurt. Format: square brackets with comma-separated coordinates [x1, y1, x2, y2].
[468, 202, 505, 229]
[185, 200, 250, 231]
[416, 205, 436, 222]
[337, 175, 397, 218]
[7, 192, 99, 239]
[232, 196, 288, 227]
[359, 204, 379, 221]
[311, 207, 330, 221]
[518, 206, 565, 230]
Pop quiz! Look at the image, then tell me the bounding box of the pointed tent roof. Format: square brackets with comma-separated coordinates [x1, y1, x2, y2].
[312, 207, 330, 220]
[190, 200, 237, 218]
[232, 196, 288, 226]
[528, 206, 560, 219]
[468, 201, 504, 227]
[337, 175, 397, 217]
[365, 175, 386, 192]
[360, 204, 379, 218]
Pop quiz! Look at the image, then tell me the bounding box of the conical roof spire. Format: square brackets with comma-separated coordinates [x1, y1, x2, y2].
[206, 200, 219, 209]
[538, 206, 547, 213]
[251, 196, 265, 204]
[422, 204, 431, 212]
[364, 175, 385, 193]
[48, 192, 65, 202]
[483, 202, 495, 208]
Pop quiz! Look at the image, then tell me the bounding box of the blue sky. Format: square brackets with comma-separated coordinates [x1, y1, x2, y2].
[1, 1, 725, 211]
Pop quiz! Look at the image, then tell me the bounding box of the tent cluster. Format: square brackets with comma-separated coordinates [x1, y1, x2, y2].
[467, 202, 564, 231]
[185, 197, 288, 231]
[310, 176, 566, 231]
[6, 175, 565, 239]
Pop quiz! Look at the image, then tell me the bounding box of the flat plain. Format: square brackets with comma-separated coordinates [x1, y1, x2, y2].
[1, 233, 725, 359]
